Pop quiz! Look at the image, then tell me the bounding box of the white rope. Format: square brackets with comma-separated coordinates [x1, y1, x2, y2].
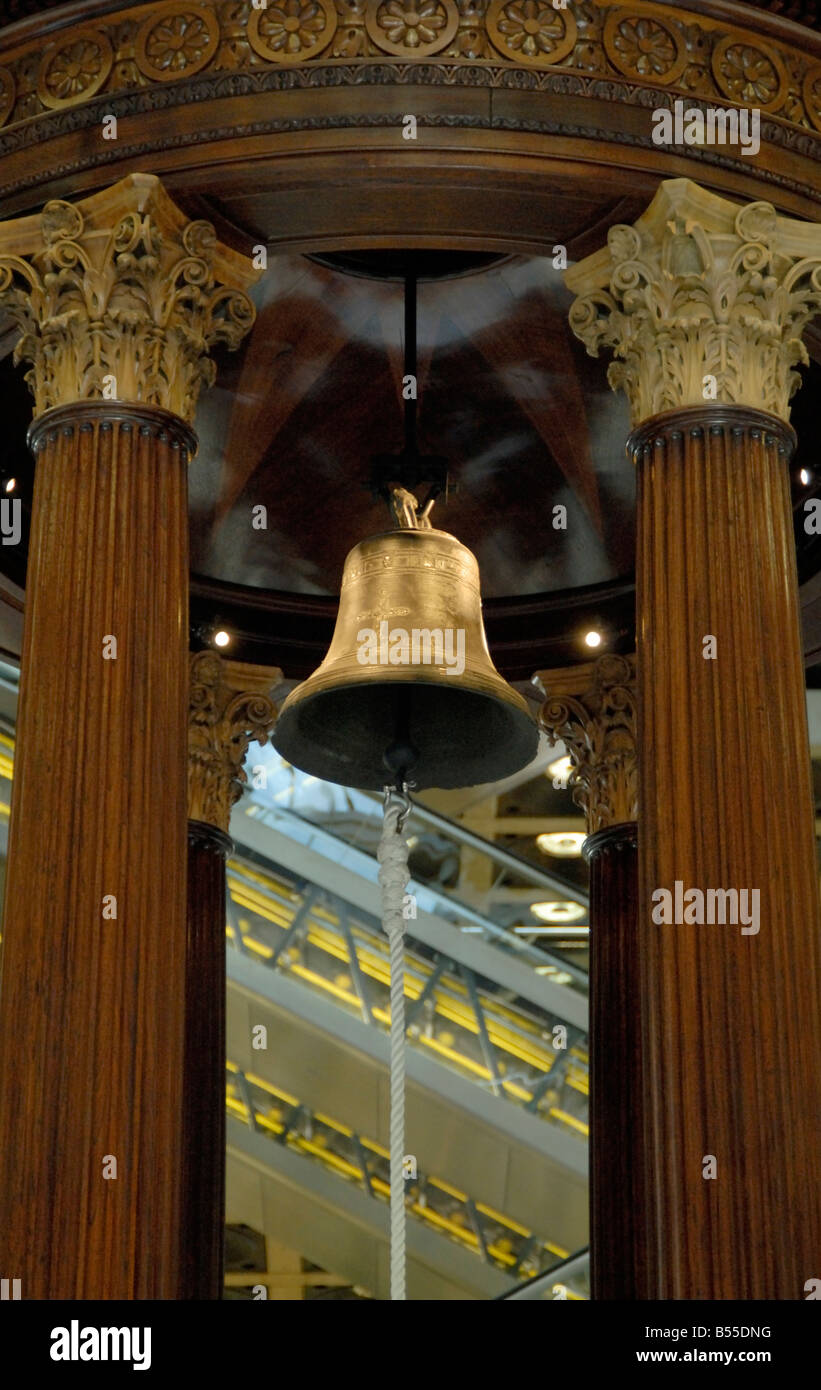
[377, 795, 410, 1301]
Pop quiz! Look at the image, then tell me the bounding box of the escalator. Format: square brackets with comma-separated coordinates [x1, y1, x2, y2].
[223, 753, 590, 1299]
[500, 1249, 590, 1300]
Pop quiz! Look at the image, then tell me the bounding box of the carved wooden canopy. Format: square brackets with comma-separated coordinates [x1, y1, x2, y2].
[1, 0, 821, 678]
[0, 0, 819, 219]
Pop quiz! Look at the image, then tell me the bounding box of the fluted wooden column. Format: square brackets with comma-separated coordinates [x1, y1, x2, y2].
[184, 820, 232, 1300]
[184, 653, 278, 1299]
[0, 175, 257, 1299]
[537, 655, 641, 1300]
[566, 180, 821, 1299]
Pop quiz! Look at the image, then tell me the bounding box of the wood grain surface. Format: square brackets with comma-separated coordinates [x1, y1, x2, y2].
[633, 407, 821, 1299]
[585, 824, 645, 1300]
[0, 401, 192, 1298]
[181, 823, 231, 1300]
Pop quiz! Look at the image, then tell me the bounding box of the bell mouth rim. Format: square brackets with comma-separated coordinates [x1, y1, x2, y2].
[273, 678, 540, 790]
[279, 666, 535, 720]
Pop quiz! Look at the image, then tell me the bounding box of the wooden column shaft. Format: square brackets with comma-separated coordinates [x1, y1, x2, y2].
[184, 651, 279, 1299]
[563, 178, 821, 1301]
[0, 401, 192, 1299]
[584, 823, 643, 1301]
[182, 820, 232, 1300]
[537, 653, 638, 1300]
[0, 172, 257, 1300]
[634, 406, 821, 1299]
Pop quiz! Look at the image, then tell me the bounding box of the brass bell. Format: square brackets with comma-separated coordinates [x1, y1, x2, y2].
[274, 507, 538, 791]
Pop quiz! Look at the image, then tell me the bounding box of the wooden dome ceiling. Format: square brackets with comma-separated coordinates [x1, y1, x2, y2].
[190, 250, 635, 599]
[5, 236, 821, 678]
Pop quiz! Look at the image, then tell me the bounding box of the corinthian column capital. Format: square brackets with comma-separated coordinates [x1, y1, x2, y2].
[0, 173, 258, 423]
[188, 651, 280, 836]
[535, 653, 637, 834]
[564, 178, 821, 426]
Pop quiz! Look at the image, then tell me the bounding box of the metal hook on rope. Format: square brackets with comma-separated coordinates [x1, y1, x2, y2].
[382, 780, 414, 834]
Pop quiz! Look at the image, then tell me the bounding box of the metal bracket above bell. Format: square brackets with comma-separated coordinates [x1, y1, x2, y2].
[369, 448, 450, 512]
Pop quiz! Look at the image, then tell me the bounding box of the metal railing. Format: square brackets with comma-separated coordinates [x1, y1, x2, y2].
[226, 852, 589, 1138]
[241, 756, 589, 983]
[499, 1248, 590, 1300]
[226, 1062, 573, 1280]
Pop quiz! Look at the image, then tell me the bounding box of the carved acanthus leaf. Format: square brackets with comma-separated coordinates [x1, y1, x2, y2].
[565, 179, 821, 425]
[188, 650, 280, 834]
[0, 173, 258, 422]
[537, 653, 637, 834]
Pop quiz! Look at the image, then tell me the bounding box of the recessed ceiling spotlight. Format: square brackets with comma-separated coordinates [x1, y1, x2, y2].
[531, 900, 587, 923]
[213, 629, 231, 648]
[536, 831, 586, 858]
[584, 630, 602, 648]
[4, 478, 16, 493]
[800, 468, 812, 486]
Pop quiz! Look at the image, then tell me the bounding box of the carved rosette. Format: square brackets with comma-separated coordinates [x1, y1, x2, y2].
[188, 651, 281, 834]
[366, 0, 459, 56]
[36, 27, 113, 109]
[486, 0, 577, 66]
[711, 34, 787, 114]
[250, 0, 338, 62]
[564, 178, 821, 426]
[536, 653, 637, 834]
[803, 64, 821, 133]
[603, 11, 687, 85]
[135, 6, 220, 82]
[0, 66, 15, 126]
[0, 172, 258, 423]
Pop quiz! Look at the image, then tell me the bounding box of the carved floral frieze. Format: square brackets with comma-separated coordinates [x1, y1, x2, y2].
[0, 0, 817, 141]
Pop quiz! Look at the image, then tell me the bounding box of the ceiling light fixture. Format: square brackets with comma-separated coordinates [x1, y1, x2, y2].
[584, 630, 602, 648]
[531, 900, 587, 923]
[536, 831, 586, 858]
[535, 966, 574, 983]
[214, 629, 231, 648]
[514, 923, 588, 936]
